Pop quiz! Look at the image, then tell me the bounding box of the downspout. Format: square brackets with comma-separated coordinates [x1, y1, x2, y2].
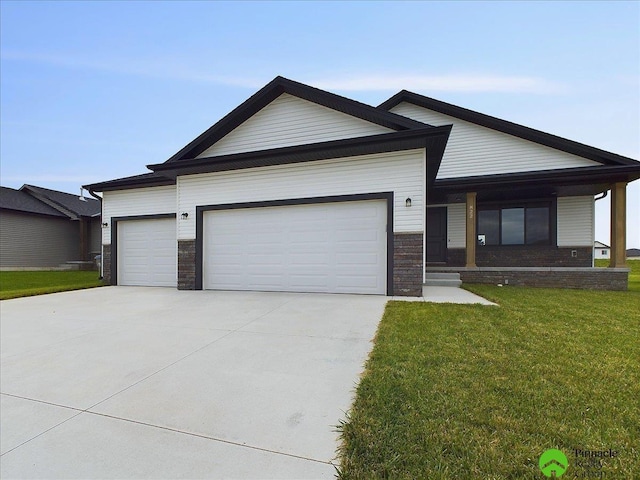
[86, 187, 104, 279]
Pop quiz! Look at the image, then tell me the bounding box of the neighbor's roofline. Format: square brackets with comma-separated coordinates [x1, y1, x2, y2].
[163, 76, 428, 164]
[378, 90, 639, 167]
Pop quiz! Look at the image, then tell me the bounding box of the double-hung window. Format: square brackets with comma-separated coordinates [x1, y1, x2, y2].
[477, 203, 551, 246]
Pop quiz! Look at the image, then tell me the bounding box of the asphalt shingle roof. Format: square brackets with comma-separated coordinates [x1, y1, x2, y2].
[0, 186, 67, 217]
[21, 184, 100, 217]
[0, 185, 101, 218]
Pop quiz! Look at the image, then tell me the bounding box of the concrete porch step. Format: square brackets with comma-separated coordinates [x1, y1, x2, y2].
[424, 272, 462, 288]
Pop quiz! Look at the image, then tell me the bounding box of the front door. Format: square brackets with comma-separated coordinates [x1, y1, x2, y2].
[426, 207, 447, 263]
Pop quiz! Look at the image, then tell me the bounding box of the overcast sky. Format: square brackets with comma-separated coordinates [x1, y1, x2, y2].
[1, 1, 638, 246]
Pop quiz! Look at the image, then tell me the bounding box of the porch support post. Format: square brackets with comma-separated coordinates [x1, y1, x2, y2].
[466, 192, 477, 268]
[609, 182, 627, 268]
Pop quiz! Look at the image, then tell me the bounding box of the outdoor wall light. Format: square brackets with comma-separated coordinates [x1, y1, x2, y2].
[101, 222, 108, 228]
[405, 197, 412, 208]
[181, 212, 189, 219]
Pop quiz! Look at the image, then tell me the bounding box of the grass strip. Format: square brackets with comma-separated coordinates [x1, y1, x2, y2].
[0, 270, 103, 300]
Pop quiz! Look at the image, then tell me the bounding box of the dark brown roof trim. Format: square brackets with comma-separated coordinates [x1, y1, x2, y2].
[379, 91, 639, 167]
[433, 164, 640, 193]
[164, 76, 427, 164]
[149, 126, 452, 179]
[84, 172, 175, 193]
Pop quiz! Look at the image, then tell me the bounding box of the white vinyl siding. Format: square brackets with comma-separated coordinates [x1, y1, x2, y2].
[203, 200, 387, 294]
[557, 196, 594, 246]
[446, 203, 466, 248]
[102, 185, 176, 244]
[178, 149, 425, 239]
[389, 102, 599, 179]
[197, 93, 392, 158]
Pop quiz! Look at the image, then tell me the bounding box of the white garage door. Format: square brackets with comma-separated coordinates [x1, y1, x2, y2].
[203, 200, 387, 294]
[118, 218, 176, 287]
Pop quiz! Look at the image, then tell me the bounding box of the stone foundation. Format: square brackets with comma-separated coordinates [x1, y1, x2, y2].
[393, 233, 423, 296]
[427, 267, 629, 291]
[178, 240, 196, 290]
[442, 246, 592, 267]
[103, 244, 112, 284]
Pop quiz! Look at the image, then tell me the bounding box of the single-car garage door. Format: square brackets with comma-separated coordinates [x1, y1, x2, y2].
[203, 200, 387, 294]
[118, 218, 176, 286]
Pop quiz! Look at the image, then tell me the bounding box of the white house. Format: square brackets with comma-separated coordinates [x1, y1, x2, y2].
[85, 77, 640, 293]
[594, 241, 610, 260]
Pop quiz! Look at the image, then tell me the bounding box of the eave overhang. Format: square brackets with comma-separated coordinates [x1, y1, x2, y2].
[83, 173, 175, 193]
[434, 164, 640, 192]
[148, 126, 453, 182]
[428, 164, 640, 204]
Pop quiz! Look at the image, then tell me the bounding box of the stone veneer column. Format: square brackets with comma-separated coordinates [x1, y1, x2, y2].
[102, 245, 112, 284]
[178, 240, 196, 290]
[393, 233, 423, 296]
[609, 182, 627, 268]
[466, 192, 477, 268]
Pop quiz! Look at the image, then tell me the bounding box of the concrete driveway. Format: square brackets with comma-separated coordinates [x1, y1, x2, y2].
[0, 287, 388, 479]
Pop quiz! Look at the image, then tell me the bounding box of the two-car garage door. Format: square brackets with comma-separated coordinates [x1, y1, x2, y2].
[203, 200, 387, 294]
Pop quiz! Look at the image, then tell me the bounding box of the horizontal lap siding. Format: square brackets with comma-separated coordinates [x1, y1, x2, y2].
[389, 103, 598, 178]
[178, 150, 425, 239]
[102, 185, 176, 245]
[197, 93, 392, 158]
[557, 196, 594, 246]
[0, 211, 78, 268]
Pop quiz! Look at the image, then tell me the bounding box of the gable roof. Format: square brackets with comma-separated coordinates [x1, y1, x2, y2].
[594, 241, 610, 249]
[163, 76, 427, 164]
[378, 90, 639, 167]
[0, 186, 67, 217]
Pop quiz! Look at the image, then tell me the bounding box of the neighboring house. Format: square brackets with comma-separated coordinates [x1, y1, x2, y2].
[627, 248, 640, 259]
[84, 77, 640, 293]
[0, 185, 101, 269]
[594, 241, 610, 260]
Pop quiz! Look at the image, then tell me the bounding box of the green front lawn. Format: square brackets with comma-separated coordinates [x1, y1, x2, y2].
[0, 270, 104, 300]
[338, 286, 639, 479]
[595, 258, 640, 292]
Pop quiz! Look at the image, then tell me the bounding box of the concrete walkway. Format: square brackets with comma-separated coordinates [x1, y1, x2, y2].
[1, 288, 389, 479]
[392, 287, 497, 305]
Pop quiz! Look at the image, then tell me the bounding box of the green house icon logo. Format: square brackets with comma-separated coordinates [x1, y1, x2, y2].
[539, 449, 568, 477]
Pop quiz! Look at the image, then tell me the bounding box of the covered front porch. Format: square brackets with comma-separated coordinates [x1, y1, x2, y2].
[425, 168, 637, 290]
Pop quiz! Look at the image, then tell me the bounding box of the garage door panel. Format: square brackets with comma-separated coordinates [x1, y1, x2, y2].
[118, 218, 176, 287]
[204, 200, 386, 294]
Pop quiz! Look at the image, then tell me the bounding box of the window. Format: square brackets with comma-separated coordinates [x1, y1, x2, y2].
[477, 204, 551, 246]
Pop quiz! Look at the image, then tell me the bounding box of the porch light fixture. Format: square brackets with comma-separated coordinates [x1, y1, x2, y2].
[101, 222, 108, 228]
[181, 212, 189, 219]
[405, 198, 412, 208]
